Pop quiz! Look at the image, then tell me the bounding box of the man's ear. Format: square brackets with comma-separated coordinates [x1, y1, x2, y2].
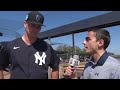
[98, 39, 104, 47]
[24, 21, 27, 28]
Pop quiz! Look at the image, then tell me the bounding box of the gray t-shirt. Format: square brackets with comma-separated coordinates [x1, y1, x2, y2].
[81, 51, 120, 79]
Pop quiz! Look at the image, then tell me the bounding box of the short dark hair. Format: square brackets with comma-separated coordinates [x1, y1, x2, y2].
[88, 28, 111, 49]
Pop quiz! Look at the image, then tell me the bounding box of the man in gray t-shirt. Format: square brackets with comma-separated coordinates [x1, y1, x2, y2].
[65, 28, 120, 79]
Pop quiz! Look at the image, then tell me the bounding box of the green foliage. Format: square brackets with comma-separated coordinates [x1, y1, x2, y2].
[110, 55, 120, 59]
[56, 45, 87, 59]
[107, 51, 120, 59]
[108, 52, 115, 56]
[56, 45, 120, 61]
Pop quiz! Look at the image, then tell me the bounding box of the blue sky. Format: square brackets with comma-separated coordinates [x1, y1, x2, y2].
[0, 11, 120, 55]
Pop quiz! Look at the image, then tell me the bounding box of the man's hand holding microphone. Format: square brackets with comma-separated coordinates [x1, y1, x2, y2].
[64, 55, 80, 79]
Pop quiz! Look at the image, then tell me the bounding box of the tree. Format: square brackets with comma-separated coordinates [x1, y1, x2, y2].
[108, 52, 115, 56]
[56, 45, 82, 59]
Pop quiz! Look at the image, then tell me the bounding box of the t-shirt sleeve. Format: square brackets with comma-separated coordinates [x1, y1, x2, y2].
[0, 44, 9, 70]
[49, 46, 60, 69]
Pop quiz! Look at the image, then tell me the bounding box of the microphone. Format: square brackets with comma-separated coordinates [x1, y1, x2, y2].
[69, 55, 80, 68]
[63, 55, 80, 79]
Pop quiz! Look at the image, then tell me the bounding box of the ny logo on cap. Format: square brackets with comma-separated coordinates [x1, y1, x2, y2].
[36, 15, 40, 21]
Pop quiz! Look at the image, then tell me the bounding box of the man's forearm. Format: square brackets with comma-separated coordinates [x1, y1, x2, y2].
[51, 67, 59, 79]
[63, 71, 77, 79]
[51, 71, 59, 79]
[0, 70, 3, 79]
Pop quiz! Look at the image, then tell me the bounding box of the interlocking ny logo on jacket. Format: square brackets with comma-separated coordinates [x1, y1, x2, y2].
[34, 52, 46, 65]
